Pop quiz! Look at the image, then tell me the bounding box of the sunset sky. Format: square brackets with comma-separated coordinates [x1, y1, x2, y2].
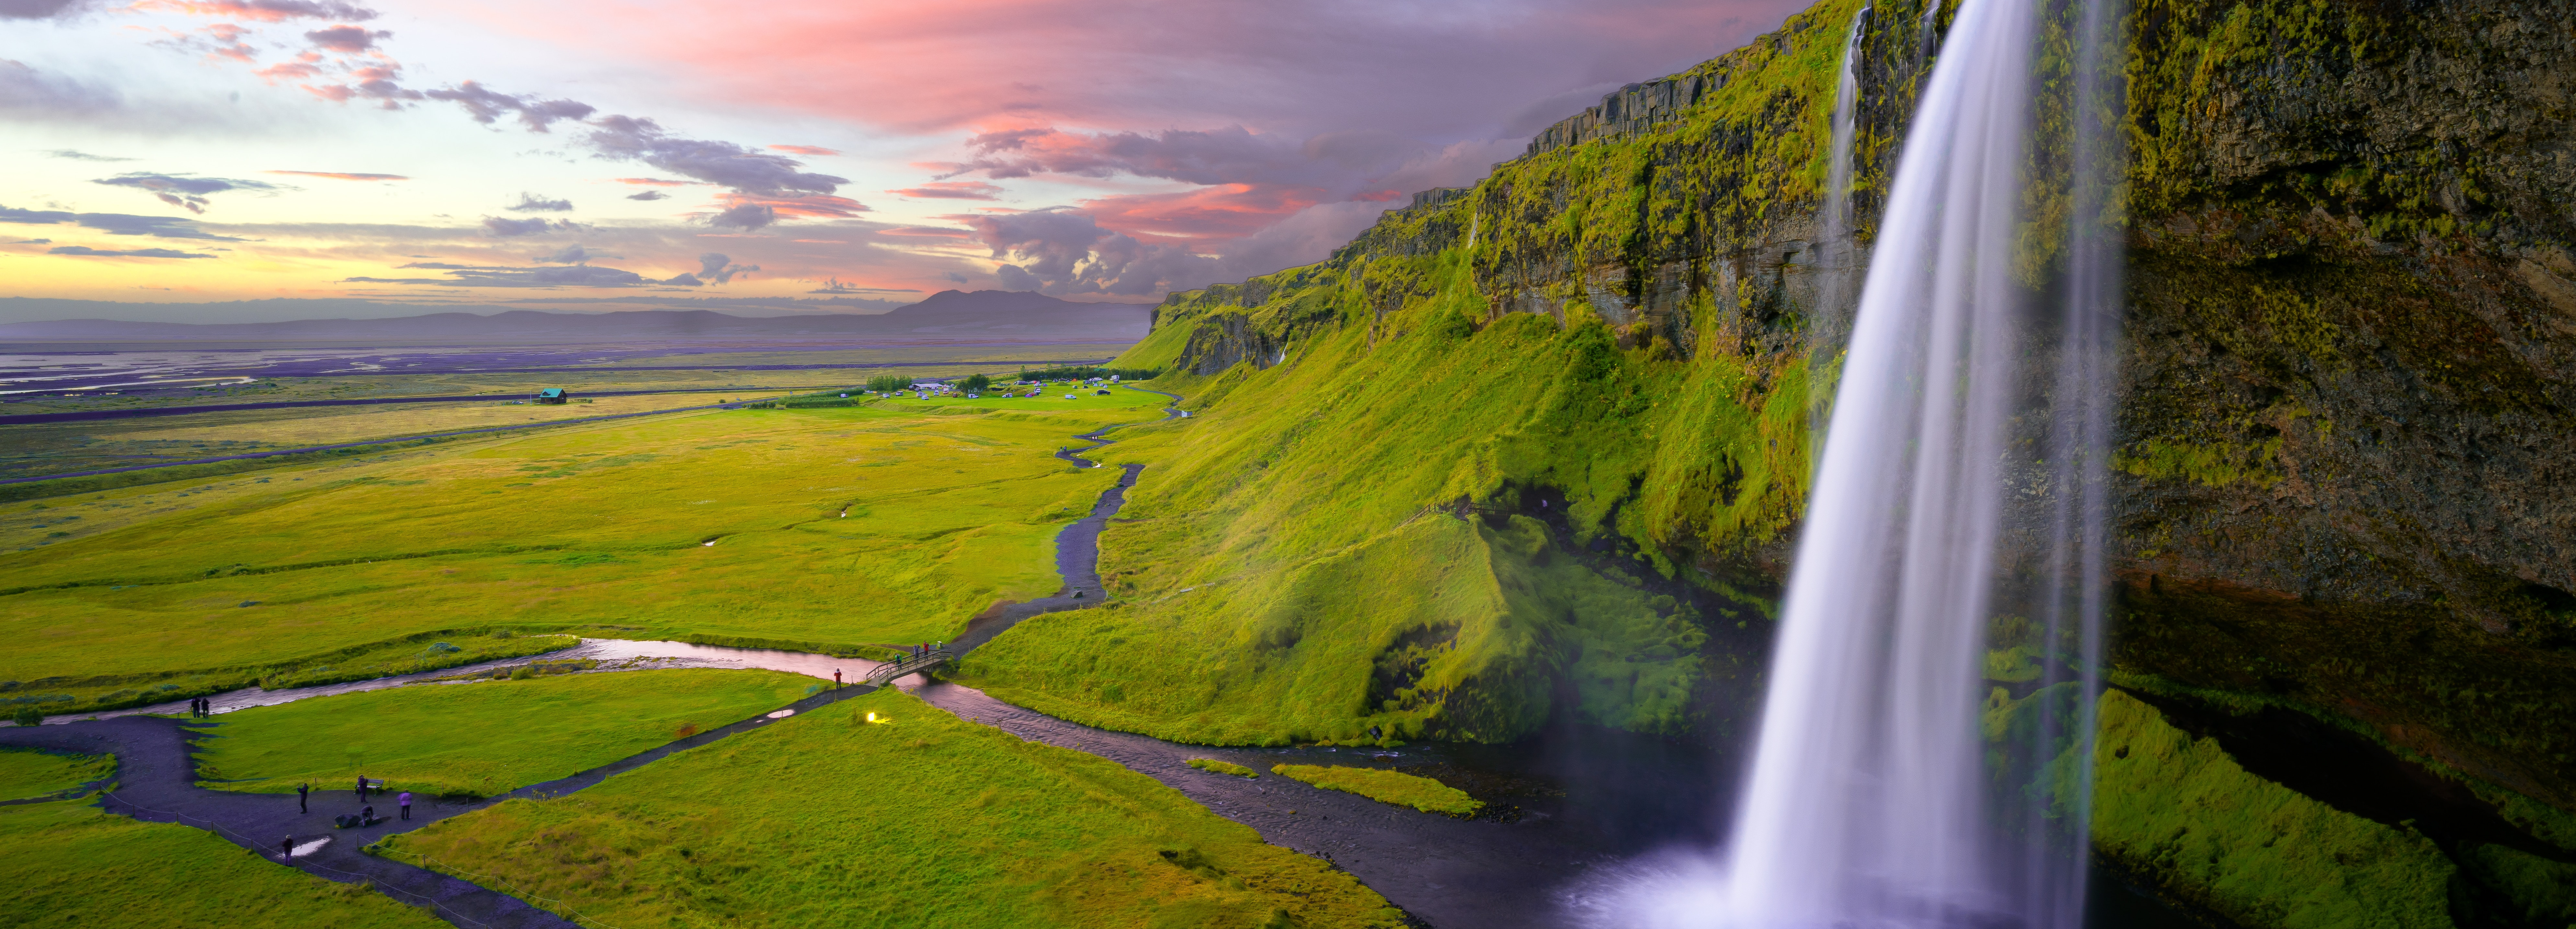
[4, 0, 1801, 319]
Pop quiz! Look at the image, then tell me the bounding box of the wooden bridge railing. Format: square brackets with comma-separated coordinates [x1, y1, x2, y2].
[862, 649, 952, 688]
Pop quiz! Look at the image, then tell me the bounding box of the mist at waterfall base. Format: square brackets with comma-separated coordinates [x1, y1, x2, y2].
[1570, 0, 2126, 923]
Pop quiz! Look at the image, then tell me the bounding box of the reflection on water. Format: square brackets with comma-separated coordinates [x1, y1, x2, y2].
[49, 638, 886, 723]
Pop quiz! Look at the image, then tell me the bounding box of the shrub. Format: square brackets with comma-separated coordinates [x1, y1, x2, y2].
[961, 374, 993, 392]
[1187, 758, 1258, 778]
[864, 374, 909, 393]
[11, 707, 41, 727]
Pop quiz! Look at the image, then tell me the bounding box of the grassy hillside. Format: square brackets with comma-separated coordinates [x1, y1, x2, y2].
[951, 0, 1887, 748]
[377, 687, 1405, 929]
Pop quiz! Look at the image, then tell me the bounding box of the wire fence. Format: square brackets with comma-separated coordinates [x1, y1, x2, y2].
[93, 788, 635, 929]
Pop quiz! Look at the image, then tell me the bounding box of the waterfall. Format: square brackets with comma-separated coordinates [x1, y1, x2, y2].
[1585, 0, 2124, 923]
[1810, 4, 1871, 357]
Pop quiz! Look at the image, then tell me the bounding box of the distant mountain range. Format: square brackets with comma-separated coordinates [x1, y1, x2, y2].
[0, 290, 1151, 343]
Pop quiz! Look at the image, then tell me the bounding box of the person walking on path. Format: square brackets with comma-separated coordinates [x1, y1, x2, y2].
[283, 836, 293, 860]
[834, 669, 842, 689]
[355, 774, 367, 800]
[398, 791, 412, 820]
[297, 782, 309, 813]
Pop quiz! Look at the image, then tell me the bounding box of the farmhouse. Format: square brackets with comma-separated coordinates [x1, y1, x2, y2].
[534, 388, 569, 405]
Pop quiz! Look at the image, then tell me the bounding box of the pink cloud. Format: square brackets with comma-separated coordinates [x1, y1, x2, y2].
[713, 192, 871, 219]
[768, 145, 839, 156]
[888, 181, 1004, 200]
[1075, 183, 1322, 244]
[498, 0, 1806, 139]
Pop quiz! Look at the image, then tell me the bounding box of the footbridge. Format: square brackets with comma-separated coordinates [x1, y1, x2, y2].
[863, 649, 952, 687]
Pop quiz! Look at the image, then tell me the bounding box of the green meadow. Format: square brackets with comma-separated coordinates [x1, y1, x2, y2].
[0, 746, 111, 800]
[195, 669, 816, 797]
[0, 793, 449, 929]
[378, 687, 1406, 929]
[0, 394, 1165, 707]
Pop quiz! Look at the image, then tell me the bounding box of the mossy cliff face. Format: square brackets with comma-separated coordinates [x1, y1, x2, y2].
[966, 1, 2576, 920]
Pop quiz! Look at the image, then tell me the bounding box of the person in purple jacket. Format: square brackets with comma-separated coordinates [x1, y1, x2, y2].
[398, 791, 412, 820]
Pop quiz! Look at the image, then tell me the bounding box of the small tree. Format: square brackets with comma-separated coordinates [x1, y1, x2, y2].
[960, 374, 992, 392]
[12, 706, 41, 727]
[864, 374, 908, 393]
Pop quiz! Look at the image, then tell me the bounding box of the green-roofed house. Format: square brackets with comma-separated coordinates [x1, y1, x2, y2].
[535, 388, 569, 405]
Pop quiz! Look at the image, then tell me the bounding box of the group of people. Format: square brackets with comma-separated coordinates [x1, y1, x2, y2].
[284, 776, 414, 858]
[186, 697, 213, 717]
[910, 642, 944, 659]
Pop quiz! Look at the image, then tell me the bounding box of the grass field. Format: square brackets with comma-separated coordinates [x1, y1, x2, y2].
[0, 795, 449, 928]
[0, 393, 1167, 697]
[377, 687, 1406, 929]
[0, 746, 111, 800]
[1270, 764, 1482, 816]
[195, 668, 815, 796]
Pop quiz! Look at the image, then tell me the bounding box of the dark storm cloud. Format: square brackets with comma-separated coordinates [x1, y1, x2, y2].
[50, 245, 216, 258]
[0, 205, 245, 240]
[507, 192, 573, 212]
[626, 190, 669, 201]
[422, 81, 595, 132]
[588, 116, 848, 197]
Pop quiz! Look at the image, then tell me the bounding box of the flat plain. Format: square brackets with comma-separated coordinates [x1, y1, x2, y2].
[0, 387, 1172, 700]
[195, 668, 818, 797]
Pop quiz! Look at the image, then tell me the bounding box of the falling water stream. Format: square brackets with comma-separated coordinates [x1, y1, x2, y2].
[1608, 0, 2124, 923]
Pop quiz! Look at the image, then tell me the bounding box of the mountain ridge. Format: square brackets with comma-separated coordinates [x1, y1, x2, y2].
[0, 290, 1150, 343]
